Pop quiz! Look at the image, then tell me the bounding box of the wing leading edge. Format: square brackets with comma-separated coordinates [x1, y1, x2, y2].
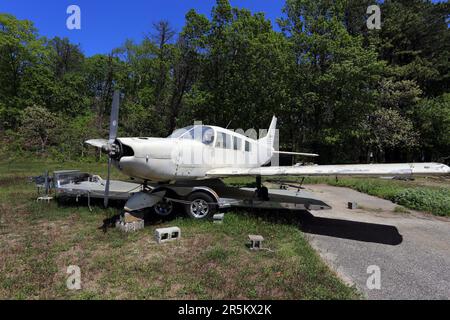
[206, 162, 450, 178]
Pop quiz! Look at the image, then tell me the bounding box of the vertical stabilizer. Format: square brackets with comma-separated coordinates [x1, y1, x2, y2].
[259, 115, 277, 150]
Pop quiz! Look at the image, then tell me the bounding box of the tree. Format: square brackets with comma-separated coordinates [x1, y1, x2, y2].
[361, 108, 418, 162]
[377, 0, 450, 97]
[83, 54, 125, 131]
[181, 0, 291, 134]
[0, 14, 47, 128]
[47, 37, 84, 78]
[412, 94, 450, 162]
[279, 0, 385, 162]
[19, 105, 62, 153]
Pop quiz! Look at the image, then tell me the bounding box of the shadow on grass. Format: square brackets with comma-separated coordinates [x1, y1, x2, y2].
[234, 208, 403, 246]
[55, 196, 402, 245]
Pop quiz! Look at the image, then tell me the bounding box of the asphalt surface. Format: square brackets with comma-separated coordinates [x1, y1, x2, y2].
[295, 184, 450, 300]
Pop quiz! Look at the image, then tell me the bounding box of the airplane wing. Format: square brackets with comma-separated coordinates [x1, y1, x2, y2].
[273, 151, 319, 157]
[206, 162, 450, 178]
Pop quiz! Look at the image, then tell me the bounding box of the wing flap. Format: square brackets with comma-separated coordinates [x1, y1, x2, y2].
[207, 163, 450, 178]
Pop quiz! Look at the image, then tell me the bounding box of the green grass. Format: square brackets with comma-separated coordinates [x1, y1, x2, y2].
[0, 159, 359, 299]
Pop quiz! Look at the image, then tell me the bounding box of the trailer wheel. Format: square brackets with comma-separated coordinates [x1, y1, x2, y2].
[184, 192, 217, 219]
[153, 198, 174, 217]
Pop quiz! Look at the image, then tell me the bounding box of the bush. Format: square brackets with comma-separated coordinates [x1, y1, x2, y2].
[392, 188, 450, 216]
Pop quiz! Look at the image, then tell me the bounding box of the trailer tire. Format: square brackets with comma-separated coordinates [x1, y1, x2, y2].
[153, 198, 174, 217]
[153, 189, 178, 218]
[184, 192, 217, 219]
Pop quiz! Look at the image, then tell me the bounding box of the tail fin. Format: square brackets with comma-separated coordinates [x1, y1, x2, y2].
[258, 115, 277, 150]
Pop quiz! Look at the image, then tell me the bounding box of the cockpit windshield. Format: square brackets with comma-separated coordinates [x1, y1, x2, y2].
[168, 125, 215, 145]
[168, 126, 193, 139]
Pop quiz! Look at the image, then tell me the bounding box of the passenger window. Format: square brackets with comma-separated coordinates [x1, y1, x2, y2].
[216, 132, 232, 149]
[216, 133, 224, 148]
[245, 141, 251, 152]
[233, 136, 242, 151]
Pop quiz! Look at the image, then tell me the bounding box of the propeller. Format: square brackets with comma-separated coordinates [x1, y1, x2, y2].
[103, 90, 121, 208]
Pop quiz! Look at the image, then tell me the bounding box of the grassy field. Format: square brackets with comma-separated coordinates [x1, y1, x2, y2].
[0, 159, 359, 299]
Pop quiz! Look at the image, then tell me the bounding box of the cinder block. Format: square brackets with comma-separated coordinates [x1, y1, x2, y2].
[116, 220, 144, 232]
[213, 213, 224, 224]
[116, 212, 144, 232]
[248, 234, 264, 250]
[348, 202, 358, 209]
[155, 226, 181, 244]
[36, 196, 53, 203]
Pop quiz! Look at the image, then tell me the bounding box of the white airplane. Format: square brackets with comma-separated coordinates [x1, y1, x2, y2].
[86, 91, 450, 218]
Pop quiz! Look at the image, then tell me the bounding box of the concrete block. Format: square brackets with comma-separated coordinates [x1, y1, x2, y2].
[348, 202, 358, 209]
[116, 212, 144, 232]
[213, 213, 224, 224]
[155, 226, 181, 244]
[36, 196, 53, 203]
[248, 234, 264, 250]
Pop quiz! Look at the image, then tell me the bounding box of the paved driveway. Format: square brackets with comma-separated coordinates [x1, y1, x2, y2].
[297, 184, 450, 300]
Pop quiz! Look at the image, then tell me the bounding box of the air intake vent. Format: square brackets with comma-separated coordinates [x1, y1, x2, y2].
[121, 143, 134, 157]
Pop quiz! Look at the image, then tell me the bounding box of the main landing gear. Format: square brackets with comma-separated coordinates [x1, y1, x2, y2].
[255, 175, 269, 201]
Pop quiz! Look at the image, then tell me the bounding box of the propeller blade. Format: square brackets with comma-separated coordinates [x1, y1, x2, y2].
[109, 90, 121, 143]
[85, 138, 108, 149]
[104, 157, 111, 208]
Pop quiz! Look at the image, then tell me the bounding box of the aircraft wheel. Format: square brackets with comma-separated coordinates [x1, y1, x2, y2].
[184, 192, 217, 219]
[153, 198, 174, 217]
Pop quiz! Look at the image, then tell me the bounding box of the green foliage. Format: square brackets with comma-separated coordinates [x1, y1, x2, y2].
[392, 188, 450, 217]
[19, 105, 62, 153]
[377, 0, 449, 97]
[412, 94, 450, 162]
[280, 0, 385, 161]
[0, 0, 449, 163]
[361, 108, 418, 160]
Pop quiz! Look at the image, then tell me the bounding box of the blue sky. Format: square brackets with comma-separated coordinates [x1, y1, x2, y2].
[0, 0, 285, 56]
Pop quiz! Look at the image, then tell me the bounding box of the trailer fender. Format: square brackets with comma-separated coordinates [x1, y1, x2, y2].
[124, 190, 166, 212]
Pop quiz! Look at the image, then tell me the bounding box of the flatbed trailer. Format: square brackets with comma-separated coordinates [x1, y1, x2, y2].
[33, 170, 331, 212]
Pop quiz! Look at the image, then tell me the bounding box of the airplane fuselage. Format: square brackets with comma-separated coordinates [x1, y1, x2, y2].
[114, 125, 273, 182]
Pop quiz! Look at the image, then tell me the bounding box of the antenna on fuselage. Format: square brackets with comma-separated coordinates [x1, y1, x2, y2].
[225, 120, 232, 129]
